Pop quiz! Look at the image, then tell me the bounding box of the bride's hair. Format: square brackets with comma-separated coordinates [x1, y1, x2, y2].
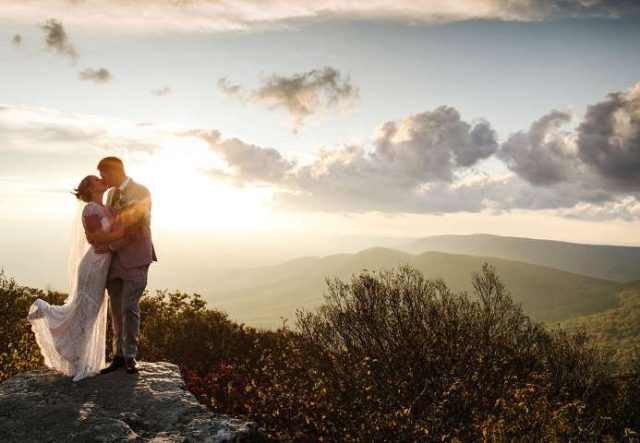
[73, 175, 98, 202]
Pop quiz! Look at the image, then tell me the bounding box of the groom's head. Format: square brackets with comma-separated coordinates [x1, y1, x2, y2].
[98, 156, 126, 187]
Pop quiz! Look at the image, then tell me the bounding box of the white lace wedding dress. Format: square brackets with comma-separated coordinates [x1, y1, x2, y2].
[27, 202, 112, 382]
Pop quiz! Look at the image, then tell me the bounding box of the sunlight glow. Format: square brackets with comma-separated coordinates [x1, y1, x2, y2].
[134, 139, 280, 233]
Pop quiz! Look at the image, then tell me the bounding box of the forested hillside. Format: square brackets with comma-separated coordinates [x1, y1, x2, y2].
[203, 248, 622, 328]
[560, 283, 640, 368]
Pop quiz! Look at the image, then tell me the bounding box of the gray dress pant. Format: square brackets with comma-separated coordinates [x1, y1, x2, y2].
[107, 255, 149, 359]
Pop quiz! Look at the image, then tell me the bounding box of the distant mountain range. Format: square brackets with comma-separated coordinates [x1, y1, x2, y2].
[203, 247, 622, 329]
[395, 234, 640, 283]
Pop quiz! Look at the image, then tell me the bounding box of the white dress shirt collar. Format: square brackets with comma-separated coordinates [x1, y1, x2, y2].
[117, 177, 132, 191]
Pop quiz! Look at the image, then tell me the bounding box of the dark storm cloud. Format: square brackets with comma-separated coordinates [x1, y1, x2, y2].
[40, 18, 78, 63]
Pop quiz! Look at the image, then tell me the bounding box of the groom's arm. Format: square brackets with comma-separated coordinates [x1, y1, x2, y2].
[108, 190, 152, 252]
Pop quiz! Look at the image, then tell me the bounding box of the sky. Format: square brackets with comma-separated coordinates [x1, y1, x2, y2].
[1, 0, 640, 291]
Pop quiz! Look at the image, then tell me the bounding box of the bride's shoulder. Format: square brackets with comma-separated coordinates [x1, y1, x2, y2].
[82, 202, 105, 217]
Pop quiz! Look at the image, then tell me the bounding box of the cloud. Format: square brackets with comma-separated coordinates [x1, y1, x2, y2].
[372, 107, 498, 182]
[272, 106, 500, 212]
[555, 197, 640, 222]
[11, 34, 22, 46]
[576, 82, 640, 193]
[217, 78, 244, 97]
[2, 1, 638, 33]
[151, 86, 172, 96]
[183, 129, 294, 185]
[502, 0, 640, 20]
[182, 96, 637, 218]
[78, 68, 112, 84]
[496, 82, 640, 196]
[221, 66, 359, 131]
[498, 110, 578, 185]
[40, 18, 77, 63]
[0, 104, 161, 155]
[4, 81, 640, 221]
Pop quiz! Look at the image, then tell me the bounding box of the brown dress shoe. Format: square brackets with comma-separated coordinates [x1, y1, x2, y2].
[100, 355, 125, 374]
[125, 358, 139, 374]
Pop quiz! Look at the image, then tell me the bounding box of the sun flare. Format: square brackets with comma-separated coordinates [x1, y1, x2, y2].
[133, 141, 277, 232]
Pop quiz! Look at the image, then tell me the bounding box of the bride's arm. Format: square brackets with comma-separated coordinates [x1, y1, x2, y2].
[85, 205, 125, 244]
[88, 188, 125, 244]
[86, 222, 125, 244]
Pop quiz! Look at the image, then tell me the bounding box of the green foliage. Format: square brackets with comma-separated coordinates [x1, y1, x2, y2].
[137, 290, 257, 374]
[0, 271, 65, 381]
[560, 284, 640, 368]
[1, 266, 638, 442]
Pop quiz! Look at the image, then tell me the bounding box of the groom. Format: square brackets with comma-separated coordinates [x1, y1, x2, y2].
[89, 157, 157, 374]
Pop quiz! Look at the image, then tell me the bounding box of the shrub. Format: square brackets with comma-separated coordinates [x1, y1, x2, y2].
[1, 266, 638, 442]
[0, 271, 65, 381]
[225, 265, 638, 442]
[137, 290, 257, 374]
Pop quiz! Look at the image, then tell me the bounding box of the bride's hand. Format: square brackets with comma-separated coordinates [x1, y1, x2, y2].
[88, 230, 111, 244]
[85, 230, 98, 245]
[94, 243, 110, 254]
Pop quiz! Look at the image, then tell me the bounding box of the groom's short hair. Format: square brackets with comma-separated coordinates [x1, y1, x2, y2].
[98, 156, 125, 174]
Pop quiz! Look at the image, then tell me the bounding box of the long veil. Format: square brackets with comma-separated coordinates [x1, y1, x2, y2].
[66, 201, 90, 303]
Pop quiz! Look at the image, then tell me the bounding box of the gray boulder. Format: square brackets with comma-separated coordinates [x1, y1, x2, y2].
[0, 361, 263, 442]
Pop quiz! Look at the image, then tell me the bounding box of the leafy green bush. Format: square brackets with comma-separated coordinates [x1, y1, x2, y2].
[137, 290, 258, 374]
[0, 271, 66, 381]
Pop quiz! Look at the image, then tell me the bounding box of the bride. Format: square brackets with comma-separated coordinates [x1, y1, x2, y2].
[27, 175, 124, 382]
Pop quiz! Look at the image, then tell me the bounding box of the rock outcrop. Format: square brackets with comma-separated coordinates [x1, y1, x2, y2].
[0, 361, 262, 442]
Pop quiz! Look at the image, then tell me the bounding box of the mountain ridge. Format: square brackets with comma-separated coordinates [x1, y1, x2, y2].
[395, 234, 640, 283]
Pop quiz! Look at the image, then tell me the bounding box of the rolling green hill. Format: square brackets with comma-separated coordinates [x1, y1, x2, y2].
[395, 234, 640, 283]
[559, 284, 640, 368]
[203, 248, 622, 329]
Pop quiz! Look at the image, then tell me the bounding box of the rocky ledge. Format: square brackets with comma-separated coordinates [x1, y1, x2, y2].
[0, 361, 262, 442]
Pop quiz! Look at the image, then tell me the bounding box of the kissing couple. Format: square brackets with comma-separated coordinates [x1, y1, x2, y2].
[27, 157, 157, 381]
